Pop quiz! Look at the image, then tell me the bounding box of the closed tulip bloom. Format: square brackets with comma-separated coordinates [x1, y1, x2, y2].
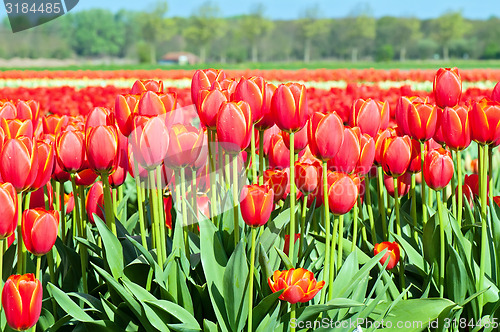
[464, 173, 488, 198]
[55, 129, 85, 173]
[130, 116, 170, 170]
[268, 268, 325, 304]
[1, 118, 34, 138]
[308, 111, 344, 161]
[114, 94, 140, 137]
[356, 133, 375, 175]
[216, 101, 252, 154]
[29, 182, 53, 210]
[282, 125, 308, 152]
[42, 114, 69, 135]
[86, 125, 119, 174]
[85, 107, 114, 129]
[191, 69, 226, 110]
[373, 241, 400, 270]
[384, 172, 412, 198]
[16, 100, 40, 128]
[165, 124, 204, 169]
[268, 134, 290, 169]
[130, 79, 164, 94]
[0, 137, 39, 192]
[349, 98, 390, 137]
[262, 125, 281, 156]
[22, 208, 59, 256]
[232, 76, 265, 124]
[329, 126, 360, 174]
[395, 96, 427, 136]
[295, 160, 321, 195]
[271, 83, 310, 133]
[433, 67, 462, 108]
[374, 128, 396, 165]
[381, 135, 412, 178]
[327, 171, 359, 215]
[283, 234, 300, 256]
[240, 184, 274, 227]
[0, 182, 18, 239]
[74, 169, 99, 187]
[494, 196, 500, 209]
[108, 132, 128, 188]
[407, 139, 422, 173]
[424, 148, 454, 191]
[407, 102, 438, 141]
[441, 105, 471, 150]
[264, 168, 289, 202]
[492, 82, 500, 102]
[86, 181, 105, 225]
[198, 87, 228, 129]
[255, 82, 277, 131]
[469, 98, 500, 146]
[2, 273, 43, 331]
[29, 140, 54, 191]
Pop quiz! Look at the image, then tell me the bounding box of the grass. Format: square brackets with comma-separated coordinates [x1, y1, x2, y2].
[2, 59, 500, 71]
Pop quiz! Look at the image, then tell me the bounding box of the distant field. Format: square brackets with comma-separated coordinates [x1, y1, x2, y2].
[2, 59, 500, 71]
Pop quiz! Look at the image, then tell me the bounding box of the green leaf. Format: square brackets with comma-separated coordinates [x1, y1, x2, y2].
[260, 207, 291, 253]
[446, 245, 467, 304]
[252, 290, 283, 330]
[392, 233, 426, 274]
[144, 300, 201, 331]
[274, 246, 293, 270]
[203, 319, 218, 332]
[94, 215, 124, 279]
[47, 283, 94, 322]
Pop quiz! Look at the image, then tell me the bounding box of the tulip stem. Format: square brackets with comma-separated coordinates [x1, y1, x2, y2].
[180, 168, 191, 261]
[456, 151, 463, 227]
[101, 174, 117, 237]
[251, 125, 258, 184]
[451, 151, 457, 218]
[58, 183, 66, 244]
[329, 213, 339, 301]
[364, 176, 376, 244]
[299, 195, 308, 260]
[478, 144, 488, 314]
[44, 185, 50, 210]
[437, 190, 446, 298]
[393, 177, 402, 237]
[156, 166, 167, 262]
[290, 303, 296, 332]
[17, 192, 24, 275]
[133, 161, 148, 249]
[0, 239, 3, 298]
[320, 161, 331, 305]
[377, 167, 388, 241]
[289, 132, 296, 266]
[207, 130, 218, 224]
[351, 201, 358, 253]
[70, 174, 88, 294]
[79, 185, 87, 229]
[46, 248, 58, 319]
[225, 154, 231, 191]
[232, 156, 240, 248]
[149, 170, 163, 266]
[247, 227, 257, 332]
[192, 169, 199, 222]
[410, 174, 419, 245]
[489, 145, 493, 195]
[337, 214, 344, 273]
[259, 130, 264, 185]
[420, 142, 428, 227]
[35, 255, 41, 280]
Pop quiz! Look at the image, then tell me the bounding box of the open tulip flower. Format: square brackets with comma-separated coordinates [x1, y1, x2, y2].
[2, 273, 43, 331]
[424, 147, 454, 191]
[22, 208, 59, 256]
[268, 268, 325, 304]
[374, 241, 401, 270]
[433, 67, 462, 108]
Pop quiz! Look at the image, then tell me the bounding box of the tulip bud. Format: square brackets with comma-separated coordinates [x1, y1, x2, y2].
[384, 172, 412, 198]
[2, 274, 43, 331]
[282, 125, 308, 153]
[0, 182, 18, 239]
[255, 82, 277, 131]
[191, 69, 226, 110]
[441, 105, 471, 151]
[329, 126, 360, 174]
[114, 94, 140, 137]
[165, 124, 204, 169]
[30, 140, 55, 191]
[469, 98, 500, 146]
[374, 241, 400, 269]
[240, 184, 274, 227]
[424, 148, 454, 191]
[381, 135, 412, 178]
[22, 208, 59, 256]
[492, 82, 500, 102]
[327, 171, 359, 215]
[271, 83, 310, 133]
[264, 169, 289, 202]
[407, 102, 438, 142]
[295, 160, 321, 195]
[0, 137, 39, 192]
[232, 76, 266, 124]
[268, 134, 290, 169]
[433, 67, 462, 108]
[349, 98, 390, 137]
[86, 181, 105, 225]
[308, 111, 344, 161]
[55, 129, 85, 173]
[216, 101, 252, 155]
[130, 116, 170, 170]
[463, 173, 488, 198]
[85, 125, 119, 174]
[268, 268, 325, 304]
[395, 96, 427, 136]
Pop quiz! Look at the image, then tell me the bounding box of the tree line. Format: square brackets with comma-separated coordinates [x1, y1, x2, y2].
[1, 2, 499, 63]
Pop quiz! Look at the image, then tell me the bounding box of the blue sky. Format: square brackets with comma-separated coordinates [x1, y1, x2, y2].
[72, 0, 500, 19]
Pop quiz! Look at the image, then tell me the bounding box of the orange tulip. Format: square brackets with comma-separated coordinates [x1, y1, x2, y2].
[381, 135, 412, 178]
[130, 116, 169, 170]
[268, 268, 325, 304]
[469, 98, 500, 146]
[130, 79, 164, 94]
[374, 241, 400, 270]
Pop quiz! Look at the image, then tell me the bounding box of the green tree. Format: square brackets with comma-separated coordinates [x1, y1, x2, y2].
[431, 11, 469, 60]
[182, 1, 226, 63]
[239, 4, 274, 62]
[297, 5, 330, 62]
[376, 17, 421, 61]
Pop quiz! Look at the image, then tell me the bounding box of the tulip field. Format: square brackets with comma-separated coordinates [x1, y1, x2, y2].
[1, 67, 500, 332]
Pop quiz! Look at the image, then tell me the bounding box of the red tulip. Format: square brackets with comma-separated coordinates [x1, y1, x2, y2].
[29, 182, 53, 210]
[373, 241, 400, 270]
[16, 100, 40, 129]
[384, 172, 412, 198]
[165, 124, 204, 169]
[381, 135, 412, 178]
[232, 76, 265, 124]
[74, 169, 99, 187]
[240, 184, 274, 227]
[327, 172, 359, 215]
[263, 168, 289, 202]
[357, 133, 375, 175]
[2, 273, 43, 331]
[86, 181, 105, 225]
[30, 140, 55, 191]
[22, 208, 59, 256]
[424, 147, 454, 191]
[85, 107, 114, 129]
[43, 114, 69, 135]
[407, 102, 438, 141]
[130, 79, 164, 94]
[216, 101, 252, 154]
[349, 98, 390, 137]
[108, 132, 129, 188]
[197, 87, 228, 129]
[163, 195, 173, 230]
[1, 119, 34, 138]
[255, 82, 276, 131]
[308, 111, 344, 161]
[494, 196, 500, 209]
[268, 134, 290, 169]
[114, 94, 140, 137]
[130, 116, 170, 170]
[433, 67, 462, 108]
[395, 96, 427, 136]
[86, 125, 119, 174]
[268, 268, 325, 304]
[492, 82, 500, 102]
[469, 98, 500, 146]
[191, 69, 226, 109]
[271, 83, 309, 133]
[137, 91, 177, 118]
[457, 183, 474, 209]
[0, 182, 18, 239]
[464, 173, 488, 197]
[374, 128, 396, 165]
[0, 137, 39, 192]
[329, 126, 360, 174]
[407, 138, 421, 173]
[440, 105, 471, 150]
[283, 233, 300, 256]
[282, 125, 308, 153]
[55, 129, 85, 173]
[295, 160, 321, 195]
